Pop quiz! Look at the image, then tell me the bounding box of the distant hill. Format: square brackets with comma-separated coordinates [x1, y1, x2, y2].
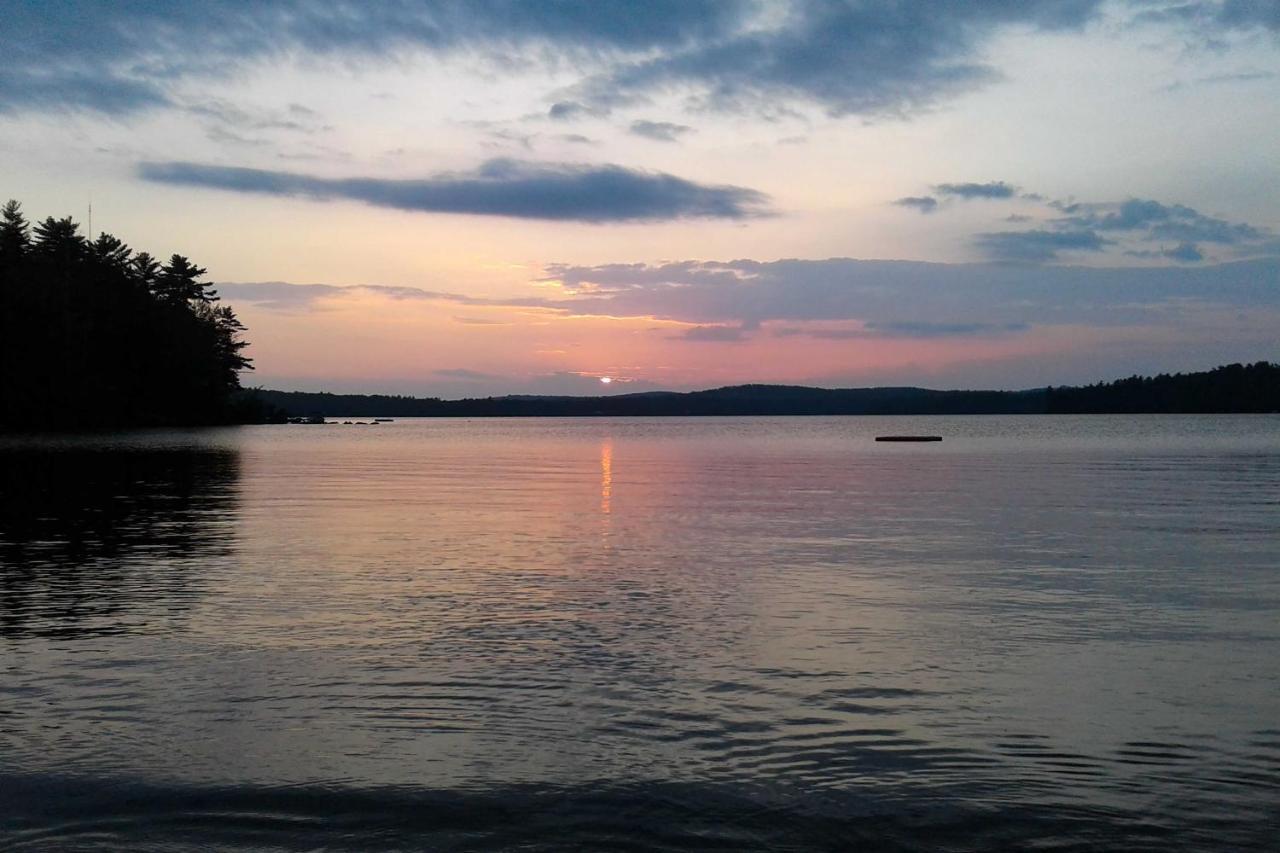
[246, 361, 1278, 418]
[248, 386, 1045, 417]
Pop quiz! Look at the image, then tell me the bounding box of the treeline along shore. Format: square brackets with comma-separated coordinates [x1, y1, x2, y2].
[256, 362, 1280, 419]
[1, 201, 1276, 430]
[0, 200, 272, 429]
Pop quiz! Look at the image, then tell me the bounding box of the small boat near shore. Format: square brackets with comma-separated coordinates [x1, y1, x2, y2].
[875, 435, 942, 442]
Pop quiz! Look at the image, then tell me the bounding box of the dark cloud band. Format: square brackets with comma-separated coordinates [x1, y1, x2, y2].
[138, 159, 769, 222]
[935, 181, 1017, 200]
[894, 196, 939, 214]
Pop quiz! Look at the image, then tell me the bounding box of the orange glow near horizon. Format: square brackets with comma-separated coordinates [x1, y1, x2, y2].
[226, 283, 1236, 395]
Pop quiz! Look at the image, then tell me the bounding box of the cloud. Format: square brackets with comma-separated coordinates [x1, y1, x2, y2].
[973, 229, 1109, 262]
[934, 181, 1018, 200]
[629, 120, 695, 142]
[1151, 217, 1262, 245]
[214, 281, 347, 311]
[1217, 0, 1280, 30]
[186, 98, 325, 134]
[865, 321, 1030, 338]
[1, 1, 1109, 119]
[678, 324, 750, 341]
[1135, 1, 1280, 33]
[216, 281, 503, 312]
[1053, 198, 1265, 245]
[894, 180, 1020, 219]
[205, 127, 269, 147]
[1077, 198, 1181, 230]
[1162, 70, 1279, 92]
[538, 256, 1280, 332]
[1163, 242, 1206, 262]
[774, 321, 1030, 339]
[139, 158, 770, 222]
[548, 101, 610, 121]
[574, 2, 1107, 118]
[478, 128, 536, 151]
[894, 196, 938, 214]
[957, 194, 1274, 262]
[188, 98, 330, 152]
[0, 67, 168, 115]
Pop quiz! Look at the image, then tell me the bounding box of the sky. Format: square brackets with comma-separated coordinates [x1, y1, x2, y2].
[2, 0, 1278, 396]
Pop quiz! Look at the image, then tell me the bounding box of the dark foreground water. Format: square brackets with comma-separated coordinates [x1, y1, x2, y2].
[2, 416, 1278, 851]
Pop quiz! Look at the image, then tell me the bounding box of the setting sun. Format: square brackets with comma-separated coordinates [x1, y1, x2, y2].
[600, 376, 613, 384]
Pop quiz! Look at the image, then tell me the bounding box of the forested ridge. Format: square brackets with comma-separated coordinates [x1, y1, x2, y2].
[1044, 362, 1280, 413]
[0, 200, 270, 429]
[255, 362, 1279, 418]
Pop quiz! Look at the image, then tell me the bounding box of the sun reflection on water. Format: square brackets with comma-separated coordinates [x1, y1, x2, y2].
[600, 439, 613, 516]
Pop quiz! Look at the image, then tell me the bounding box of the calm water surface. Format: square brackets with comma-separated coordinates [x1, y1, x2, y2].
[2, 416, 1278, 851]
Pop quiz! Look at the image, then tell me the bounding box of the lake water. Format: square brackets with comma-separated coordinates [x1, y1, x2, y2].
[2, 416, 1278, 851]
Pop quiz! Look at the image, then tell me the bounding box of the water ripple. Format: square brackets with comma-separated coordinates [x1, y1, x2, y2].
[2, 417, 1279, 849]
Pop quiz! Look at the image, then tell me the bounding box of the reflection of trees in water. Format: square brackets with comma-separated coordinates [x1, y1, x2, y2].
[0, 447, 240, 638]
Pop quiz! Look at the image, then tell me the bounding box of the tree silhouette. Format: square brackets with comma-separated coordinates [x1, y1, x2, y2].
[156, 254, 214, 305]
[0, 200, 29, 258]
[0, 200, 265, 429]
[1045, 362, 1280, 413]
